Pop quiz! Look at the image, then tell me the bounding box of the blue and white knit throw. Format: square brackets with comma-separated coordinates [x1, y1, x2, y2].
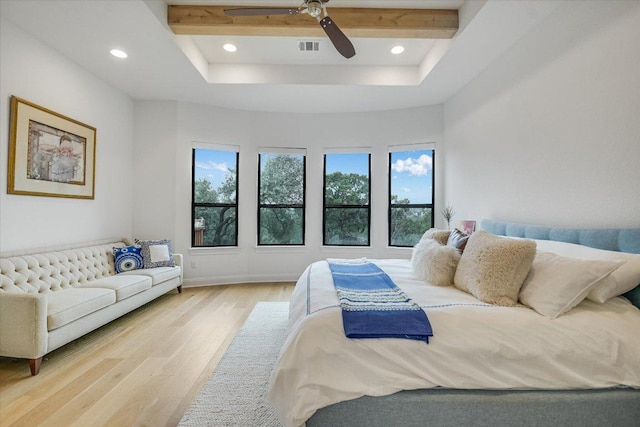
[328, 259, 433, 343]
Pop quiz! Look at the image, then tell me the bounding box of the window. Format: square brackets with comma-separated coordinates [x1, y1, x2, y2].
[258, 150, 306, 245]
[388, 147, 434, 247]
[192, 147, 239, 247]
[323, 152, 371, 246]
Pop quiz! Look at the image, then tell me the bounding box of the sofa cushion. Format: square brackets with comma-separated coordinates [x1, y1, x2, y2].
[78, 275, 152, 301]
[47, 288, 116, 331]
[118, 266, 181, 285]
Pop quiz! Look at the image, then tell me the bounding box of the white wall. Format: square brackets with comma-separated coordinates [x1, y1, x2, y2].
[132, 101, 178, 241]
[0, 19, 134, 252]
[443, 0, 640, 229]
[134, 102, 443, 285]
[10, 0, 637, 285]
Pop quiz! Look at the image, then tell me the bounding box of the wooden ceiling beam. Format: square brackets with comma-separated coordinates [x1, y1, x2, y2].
[168, 5, 458, 39]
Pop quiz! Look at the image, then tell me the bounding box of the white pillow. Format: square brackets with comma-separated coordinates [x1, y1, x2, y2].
[419, 228, 451, 246]
[149, 244, 170, 263]
[533, 239, 638, 302]
[519, 252, 624, 318]
[411, 238, 461, 287]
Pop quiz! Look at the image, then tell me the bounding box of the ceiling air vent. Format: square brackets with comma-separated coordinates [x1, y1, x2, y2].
[298, 41, 320, 52]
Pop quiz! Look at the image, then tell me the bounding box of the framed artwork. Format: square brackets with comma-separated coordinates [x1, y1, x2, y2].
[8, 96, 96, 199]
[458, 220, 476, 235]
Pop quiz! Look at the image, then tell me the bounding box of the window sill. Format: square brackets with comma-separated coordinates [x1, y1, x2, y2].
[320, 246, 371, 252]
[254, 245, 307, 253]
[385, 246, 413, 255]
[189, 246, 241, 256]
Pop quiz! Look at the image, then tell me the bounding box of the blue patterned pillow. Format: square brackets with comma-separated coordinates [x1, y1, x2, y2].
[113, 245, 144, 274]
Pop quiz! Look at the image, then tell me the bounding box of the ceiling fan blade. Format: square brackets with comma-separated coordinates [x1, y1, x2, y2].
[318, 16, 355, 59]
[224, 8, 300, 16]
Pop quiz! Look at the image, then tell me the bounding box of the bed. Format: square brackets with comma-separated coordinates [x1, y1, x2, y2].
[268, 220, 640, 427]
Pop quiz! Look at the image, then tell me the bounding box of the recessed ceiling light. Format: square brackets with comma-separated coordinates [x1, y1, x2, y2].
[223, 43, 237, 53]
[391, 45, 405, 55]
[110, 49, 128, 59]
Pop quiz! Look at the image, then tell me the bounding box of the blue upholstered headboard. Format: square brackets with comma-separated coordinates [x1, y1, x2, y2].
[481, 219, 640, 308]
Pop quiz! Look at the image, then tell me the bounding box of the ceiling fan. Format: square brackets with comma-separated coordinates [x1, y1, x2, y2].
[224, 0, 356, 59]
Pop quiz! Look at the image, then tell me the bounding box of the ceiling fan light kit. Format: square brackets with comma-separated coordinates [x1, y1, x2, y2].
[223, 0, 356, 59]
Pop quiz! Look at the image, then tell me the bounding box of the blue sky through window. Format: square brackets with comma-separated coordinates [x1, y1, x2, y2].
[194, 149, 431, 203]
[194, 149, 237, 191]
[325, 153, 369, 175]
[390, 150, 433, 204]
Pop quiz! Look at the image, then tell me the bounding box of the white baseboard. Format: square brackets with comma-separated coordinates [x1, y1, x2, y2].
[183, 273, 298, 288]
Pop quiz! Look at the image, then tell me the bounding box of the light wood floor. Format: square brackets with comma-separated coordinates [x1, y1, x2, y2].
[0, 283, 294, 427]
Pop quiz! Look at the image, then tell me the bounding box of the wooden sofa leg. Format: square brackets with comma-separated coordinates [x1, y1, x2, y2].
[29, 357, 43, 376]
[177, 285, 182, 294]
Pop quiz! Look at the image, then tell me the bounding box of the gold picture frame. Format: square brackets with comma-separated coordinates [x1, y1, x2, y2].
[8, 96, 96, 199]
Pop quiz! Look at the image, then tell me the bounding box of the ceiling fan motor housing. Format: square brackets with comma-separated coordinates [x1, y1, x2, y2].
[306, 1, 323, 17]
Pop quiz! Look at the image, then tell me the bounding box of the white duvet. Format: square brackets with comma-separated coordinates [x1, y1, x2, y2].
[268, 259, 640, 427]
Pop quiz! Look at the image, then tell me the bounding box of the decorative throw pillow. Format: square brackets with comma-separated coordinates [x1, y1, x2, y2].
[113, 245, 144, 274]
[411, 238, 461, 286]
[454, 230, 536, 306]
[446, 228, 470, 253]
[138, 239, 175, 268]
[519, 252, 624, 318]
[533, 239, 637, 303]
[419, 228, 451, 246]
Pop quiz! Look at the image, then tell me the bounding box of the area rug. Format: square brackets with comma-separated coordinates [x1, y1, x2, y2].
[179, 302, 289, 427]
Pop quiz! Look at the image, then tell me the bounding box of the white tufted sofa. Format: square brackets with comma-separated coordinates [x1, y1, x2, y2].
[0, 238, 183, 375]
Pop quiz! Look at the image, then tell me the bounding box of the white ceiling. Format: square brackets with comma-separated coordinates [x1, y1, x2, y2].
[190, 36, 438, 66]
[0, 0, 561, 113]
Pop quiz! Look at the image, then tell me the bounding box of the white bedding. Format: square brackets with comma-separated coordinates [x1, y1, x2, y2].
[268, 259, 640, 427]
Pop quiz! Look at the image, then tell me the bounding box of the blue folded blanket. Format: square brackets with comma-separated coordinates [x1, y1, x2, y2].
[328, 260, 433, 343]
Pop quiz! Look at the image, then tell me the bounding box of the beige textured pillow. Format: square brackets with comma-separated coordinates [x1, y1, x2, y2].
[454, 230, 536, 306]
[411, 238, 461, 286]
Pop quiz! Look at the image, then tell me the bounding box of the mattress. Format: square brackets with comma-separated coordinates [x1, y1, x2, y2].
[268, 259, 640, 427]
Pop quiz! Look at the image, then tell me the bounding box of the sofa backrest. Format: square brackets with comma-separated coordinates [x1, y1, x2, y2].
[0, 240, 127, 294]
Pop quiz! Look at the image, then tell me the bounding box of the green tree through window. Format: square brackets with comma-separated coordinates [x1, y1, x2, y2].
[324, 153, 370, 245]
[258, 152, 305, 245]
[389, 149, 434, 246]
[192, 148, 238, 246]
